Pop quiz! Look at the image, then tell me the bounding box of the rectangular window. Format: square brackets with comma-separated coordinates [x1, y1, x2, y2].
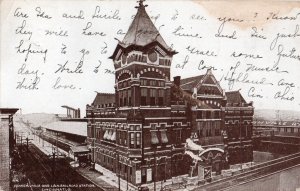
[136, 125, 141, 131]
[130, 133, 135, 148]
[159, 81, 165, 87]
[141, 88, 147, 106]
[123, 131, 127, 145]
[176, 130, 182, 143]
[128, 89, 132, 106]
[150, 80, 156, 86]
[150, 89, 156, 106]
[123, 91, 127, 106]
[215, 111, 219, 118]
[158, 89, 164, 106]
[206, 111, 211, 118]
[119, 91, 123, 106]
[119, 131, 122, 144]
[136, 133, 141, 148]
[197, 111, 202, 118]
[141, 79, 147, 86]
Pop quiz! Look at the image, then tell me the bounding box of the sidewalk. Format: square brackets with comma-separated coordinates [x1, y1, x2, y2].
[31, 135, 127, 191]
[76, 167, 119, 191]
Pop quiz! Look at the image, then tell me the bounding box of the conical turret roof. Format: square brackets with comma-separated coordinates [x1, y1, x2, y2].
[121, 0, 171, 50]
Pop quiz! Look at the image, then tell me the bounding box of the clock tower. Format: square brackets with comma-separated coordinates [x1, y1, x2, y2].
[109, 0, 177, 113]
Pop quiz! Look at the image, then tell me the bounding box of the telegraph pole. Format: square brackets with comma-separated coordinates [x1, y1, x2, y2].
[118, 151, 120, 191]
[25, 137, 33, 153]
[154, 148, 157, 191]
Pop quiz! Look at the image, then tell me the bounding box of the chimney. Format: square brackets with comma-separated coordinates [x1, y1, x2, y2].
[174, 76, 181, 86]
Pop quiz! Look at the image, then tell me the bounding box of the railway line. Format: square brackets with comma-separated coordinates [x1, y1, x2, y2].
[13, 144, 101, 191]
[194, 152, 300, 191]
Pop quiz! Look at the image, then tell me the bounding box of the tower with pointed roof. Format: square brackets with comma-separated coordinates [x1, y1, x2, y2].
[110, 0, 177, 111]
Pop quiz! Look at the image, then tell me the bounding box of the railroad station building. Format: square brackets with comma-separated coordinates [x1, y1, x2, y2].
[86, 0, 254, 186]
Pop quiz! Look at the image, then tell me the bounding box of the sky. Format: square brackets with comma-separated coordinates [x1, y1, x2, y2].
[1, 0, 300, 115]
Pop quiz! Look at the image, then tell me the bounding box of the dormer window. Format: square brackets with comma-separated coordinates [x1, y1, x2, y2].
[121, 54, 127, 65]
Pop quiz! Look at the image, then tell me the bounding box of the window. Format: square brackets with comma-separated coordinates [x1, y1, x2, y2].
[215, 128, 220, 136]
[175, 129, 182, 143]
[123, 131, 127, 145]
[158, 81, 165, 87]
[130, 125, 135, 131]
[141, 88, 147, 106]
[215, 111, 220, 118]
[119, 131, 122, 144]
[130, 133, 135, 148]
[136, 133, 141, 148]
[150, 89, 156, 106]
[158, 89, 164, 106]
[206, 111, 211, 118]
[141, 79, 147, 86]
[197, 111, 202, 118]
[150, 80, 156, 86]
[123, 91, 127, 106]
[128, 89, 132, 106]
[119, 91, 123, 106]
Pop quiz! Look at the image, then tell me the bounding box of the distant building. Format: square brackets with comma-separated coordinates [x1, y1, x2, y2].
[0, 108, 18, 191]
[224, 91, 254, 165]
[86, 0, 254, 186]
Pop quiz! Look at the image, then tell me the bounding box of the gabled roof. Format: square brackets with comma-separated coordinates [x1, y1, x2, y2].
[121, 1, 171, 50]
[225, 91, 246, 104]
[92, 93, 115, 106]
[180, 75, 205, 92]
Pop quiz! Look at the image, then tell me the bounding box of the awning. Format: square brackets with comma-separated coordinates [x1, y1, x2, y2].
[111, 130, 116, 141]
[160, 131, 168, 143]
[106, 130, 112, 140]
[151, 131, 159, 145]
[70, 145, 90, 156]
[103, 130, 108, 139]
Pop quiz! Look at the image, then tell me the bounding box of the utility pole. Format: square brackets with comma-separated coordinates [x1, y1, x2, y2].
[118, 151, 120, 191]
[25, 136, 33, 153]
[51, 151, 56, 184]
[240, 112, 243, 170]
[154, 148, 157, 191]
[127, 165, 129, 190]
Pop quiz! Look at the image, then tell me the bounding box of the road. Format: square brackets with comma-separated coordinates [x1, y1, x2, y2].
[12, 143, 102, 191]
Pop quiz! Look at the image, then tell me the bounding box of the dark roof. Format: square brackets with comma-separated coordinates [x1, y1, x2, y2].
[171, 84, 212, 109]
[121, 2, 171, 50]
[179, 75, 205, 92]
[92, 93, 115, 106]
[225, 91, 246, 104]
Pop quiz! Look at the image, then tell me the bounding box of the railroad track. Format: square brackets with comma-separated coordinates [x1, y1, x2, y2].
[194, 152, 300, 191]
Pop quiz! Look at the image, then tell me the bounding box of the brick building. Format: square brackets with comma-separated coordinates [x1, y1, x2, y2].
[0, 108, 18, 191]
[86, 0, 254, 186]
[224, 91, 254, 165]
